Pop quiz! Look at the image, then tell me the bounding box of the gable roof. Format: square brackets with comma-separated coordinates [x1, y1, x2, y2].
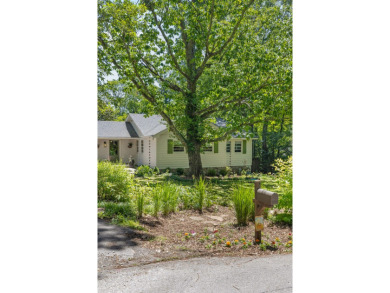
[127, 113, 167, 137]
[98, 121, 139, 138]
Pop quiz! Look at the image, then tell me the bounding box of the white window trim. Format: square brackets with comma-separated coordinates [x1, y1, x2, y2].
[173, 141, 185, 152]
[234, 141, 242, 153]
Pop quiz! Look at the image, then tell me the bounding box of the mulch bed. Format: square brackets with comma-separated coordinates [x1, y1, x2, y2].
[135, 206, 292, 260]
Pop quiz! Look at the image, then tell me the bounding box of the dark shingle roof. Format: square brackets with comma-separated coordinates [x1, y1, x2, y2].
[98, 121, 139, 138]
[128, 114, 167, 136]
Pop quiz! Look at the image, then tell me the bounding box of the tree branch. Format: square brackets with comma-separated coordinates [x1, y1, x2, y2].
[205, 119, 262, 143]
[210, 0, 255, 57]
[148, 3, 190, 80]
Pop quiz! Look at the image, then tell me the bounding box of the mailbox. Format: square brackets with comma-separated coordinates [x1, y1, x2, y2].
[255, 189, 279, 207]
[253, 180, 279, 243]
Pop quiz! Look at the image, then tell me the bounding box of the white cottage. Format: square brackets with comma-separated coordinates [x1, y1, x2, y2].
[98, 113, 254, 170]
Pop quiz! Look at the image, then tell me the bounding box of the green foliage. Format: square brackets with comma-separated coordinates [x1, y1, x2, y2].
[98, 80, 148, 121]
[111, 214, 146, 230]
[153, 166, 160, 175]
[270, 213, 293, 226]
[98, 0, 292, 176]
[218, 168, 227, 176]
[175, 168, 184, 176]
[98, 161, 133, 201]
[98, 201, 136, 219]
[152, 186, 162, 217]
[136, 165, 156, 177]
[136, 192, 145, 218]
[232, 184, 253, 226]
[206, 169, 217, 177]
[273, 156, 292, 213]
[194, 176, 207, 212]
[178, 186, 193, 210]
[160, 181, 178, 216]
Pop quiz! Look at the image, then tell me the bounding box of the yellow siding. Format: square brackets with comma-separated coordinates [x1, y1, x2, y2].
[156, 132, 252, 169]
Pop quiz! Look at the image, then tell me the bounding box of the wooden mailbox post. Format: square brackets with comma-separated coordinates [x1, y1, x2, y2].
[254, 180, 279, 243]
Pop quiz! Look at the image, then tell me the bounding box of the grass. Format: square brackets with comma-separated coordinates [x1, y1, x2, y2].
[194, 176, 207, 212]
[161, 181, 178, 216]
[98, 201, 146, 230]
[231, 184, 253, 225]
[133, 173, 279, 209]
[98, 161, 286, 227]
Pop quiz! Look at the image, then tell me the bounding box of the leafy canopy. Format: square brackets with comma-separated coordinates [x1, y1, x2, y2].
[98, 0, 292, 145]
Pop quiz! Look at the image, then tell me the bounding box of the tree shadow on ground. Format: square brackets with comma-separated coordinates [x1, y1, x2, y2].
[98, 219, 155, 251]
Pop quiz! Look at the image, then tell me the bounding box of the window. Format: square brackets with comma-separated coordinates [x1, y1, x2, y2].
[173, 141, 184, 152]
[226, 141, 231, 153]
[137, 140, 139, 152]
[202, 143, 212, 152]
[235, 141, 242, 152]
[141, 140, 144, 153]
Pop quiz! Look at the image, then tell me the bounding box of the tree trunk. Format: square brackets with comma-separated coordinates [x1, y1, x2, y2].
[187, 144, 202, 178]
[261, 121, 270, 172]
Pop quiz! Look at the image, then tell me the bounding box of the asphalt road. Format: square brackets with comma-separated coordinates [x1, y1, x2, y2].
[98, 254, 292, 293]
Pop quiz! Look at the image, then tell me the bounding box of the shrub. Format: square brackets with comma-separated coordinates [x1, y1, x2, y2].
[219, 168, 227, 176]
[98, 161, 133, 202]
[270, 213, 293, 226]
[225, 166, 232, 176]
[178, 187, 193, 210]
[153, 166, 160, 175]
[194, 176, 207, 212]
[161, 182, 178, 216]
[136, 165, 154, 177]
[206, 168, 217, 177]
[175, 168, 184, 176]
[272, 156, 292, 213]
[232, 184, 253, 225]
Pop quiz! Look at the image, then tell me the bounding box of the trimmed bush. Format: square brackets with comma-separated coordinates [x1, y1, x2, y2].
[98, 161, 133, 202]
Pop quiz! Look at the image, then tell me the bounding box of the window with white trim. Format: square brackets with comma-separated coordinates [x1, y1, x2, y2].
[226, 141, 231, 152]
[137, 140, 139, 152]
[234, 141, 242, 152]
[141, 140, 144, 153]
[173, 141, 185, 152]
[202, 143, 212, 152]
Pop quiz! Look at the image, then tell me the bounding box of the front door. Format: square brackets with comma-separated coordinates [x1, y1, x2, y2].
[109, 140, 119, 162]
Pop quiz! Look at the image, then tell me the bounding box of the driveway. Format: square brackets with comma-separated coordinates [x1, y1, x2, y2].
[98, 219, 292, 293]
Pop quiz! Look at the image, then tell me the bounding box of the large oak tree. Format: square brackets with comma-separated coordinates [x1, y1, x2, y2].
[98, 0, 292, 176]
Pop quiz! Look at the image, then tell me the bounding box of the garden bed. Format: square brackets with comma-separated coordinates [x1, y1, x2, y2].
[118, 205, 292, 260]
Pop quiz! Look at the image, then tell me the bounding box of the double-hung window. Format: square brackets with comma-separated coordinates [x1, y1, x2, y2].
[173, 141, 185, 152]
[234, 141, 242, 152]
[226, 141, 231, 152]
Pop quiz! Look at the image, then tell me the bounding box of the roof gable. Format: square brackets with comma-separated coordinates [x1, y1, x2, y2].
[98, 121, 139, 138]
[127, 114, 167, 137]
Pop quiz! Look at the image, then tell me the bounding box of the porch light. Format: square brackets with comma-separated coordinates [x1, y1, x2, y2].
[128, 143, 133, 148]
[104, 141, 107, 147]
[98, 144, 100, 148]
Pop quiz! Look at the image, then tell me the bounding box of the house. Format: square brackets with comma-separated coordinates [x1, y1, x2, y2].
[98, 113, 254, 171]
